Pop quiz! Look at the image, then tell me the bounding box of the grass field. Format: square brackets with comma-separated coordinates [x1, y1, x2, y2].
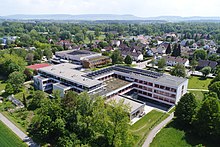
[150, 121, 220, 147]
[190, 91, 206, 101]
[0, 120, 27, 147]
[130, 110, 169, 146]
[188, 76, 212, 90]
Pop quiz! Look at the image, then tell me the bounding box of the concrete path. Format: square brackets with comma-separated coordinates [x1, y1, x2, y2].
[0, 113, 37, 147]
[142, 112, 174, 147]
[187, 89, 209, 92]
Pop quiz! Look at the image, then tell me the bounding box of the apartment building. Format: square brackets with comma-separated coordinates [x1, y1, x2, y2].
[82, 56, 112, 68]
[54, 50, 112, 67]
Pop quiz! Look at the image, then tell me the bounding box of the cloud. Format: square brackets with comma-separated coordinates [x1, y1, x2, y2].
[0, 0, 219, 17]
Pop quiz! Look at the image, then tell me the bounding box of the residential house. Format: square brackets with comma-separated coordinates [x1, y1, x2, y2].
[121, 48, 143, 61]
[197, 60, 218, 70]
[111, 40, 121, 47]
[164, 56, 189, 67]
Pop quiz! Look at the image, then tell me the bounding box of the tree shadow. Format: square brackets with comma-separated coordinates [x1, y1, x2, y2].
[199, 76, 207, 80]
[167, 120, 220, 147]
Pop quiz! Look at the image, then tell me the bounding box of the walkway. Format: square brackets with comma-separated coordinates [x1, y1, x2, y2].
[0, 113, 37, 147]
[187, 89, 209, 92]
[142, 112, 174, 147]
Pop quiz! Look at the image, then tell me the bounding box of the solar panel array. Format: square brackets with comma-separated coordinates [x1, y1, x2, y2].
[113, 65, 163, 78]
[85, 65, 163, 79]
[85, 67, 114, 78]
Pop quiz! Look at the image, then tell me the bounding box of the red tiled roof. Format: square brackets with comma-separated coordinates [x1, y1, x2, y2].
[26, 63, 51, 70]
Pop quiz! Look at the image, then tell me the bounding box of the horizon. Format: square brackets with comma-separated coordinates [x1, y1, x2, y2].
[1, 14, 220, 18]
[0, 0, 219, 17]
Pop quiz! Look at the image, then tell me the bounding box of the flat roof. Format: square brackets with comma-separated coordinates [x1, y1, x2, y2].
[26, 63, 51, 70]
[55, 50, 100, 60]
[38, 63, 103, 88]
[85, 65, 187, 87]
[106, 95, 145, 113]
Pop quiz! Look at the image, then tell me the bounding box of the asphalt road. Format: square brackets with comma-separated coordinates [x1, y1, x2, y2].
[0, 113, 37, 147]
[142, 112, 174, 147]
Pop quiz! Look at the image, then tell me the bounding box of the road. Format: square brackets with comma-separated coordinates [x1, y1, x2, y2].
[142, 112, 174, 147]
[0, 113, 37, 147]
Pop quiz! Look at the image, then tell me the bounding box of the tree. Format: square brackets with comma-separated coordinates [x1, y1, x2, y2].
[88, 33, 94, 44]
[94, 28, 101, 38]
[111, 50, 123, 64]
[200, 66, 211, 77]
[124, 55, 132, 65]
[74, 33, 84, 43]
[193, 50, 207, 60]
[165, 44, 171, 54]
[29, 90, 47, 110]
[60, 31, 71, 40]
[25, 53, 34, 65]
[177, 44, 181, 56]
[0, 54, 26, 76]
[29, 98, 65, 143]
[171, 43, 178, 57]
[24, 68, 33, 81]
[170, 63, 186, 77]
[209, 81, 220, 99]
[175, 93, 197, 126]
[157, 58, 166, 70]
[194, 97, 220, 137]
[210, 73, 220, 86]
[7, 71, 26, 93]
[5, 83, 14, 94]
[190, 58, 198, 73]
[105, 99, 134, 147]
[43, 49, 53, 59]
[23, 93, 27, 108]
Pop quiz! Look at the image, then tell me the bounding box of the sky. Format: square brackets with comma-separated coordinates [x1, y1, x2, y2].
[0, 0, 220, 17]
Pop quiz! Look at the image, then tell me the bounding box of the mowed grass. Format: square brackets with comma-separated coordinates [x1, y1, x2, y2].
[190, 91, 206, 101]
[0, 120, 27, 147]
[130, 110, 169, 146]
[151, 121, 220, 147]
[188, 76, 212, 90]
[150, 121, 191, 147]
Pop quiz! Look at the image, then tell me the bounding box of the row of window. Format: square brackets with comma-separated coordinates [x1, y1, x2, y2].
[155, 84, 177, 92]
[154, 90, 176, 98]
[153, 94, 175, 104]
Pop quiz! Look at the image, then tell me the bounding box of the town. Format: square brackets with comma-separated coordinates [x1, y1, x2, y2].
[0, 17, 220, 147]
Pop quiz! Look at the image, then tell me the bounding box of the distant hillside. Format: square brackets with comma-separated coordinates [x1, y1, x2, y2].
[146, 16, 220, 22]
[1, 14, 220, 22]
[2, 14, 143, 20]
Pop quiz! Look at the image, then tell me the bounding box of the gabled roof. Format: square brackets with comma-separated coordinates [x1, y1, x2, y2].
[197, 60, 218, 69]
[164, 56, 188, 64]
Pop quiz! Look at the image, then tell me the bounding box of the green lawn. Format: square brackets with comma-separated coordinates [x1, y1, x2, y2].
[150, 121, 220, 147]
[130, 110, 169, 146]
[188, 76, 212, 90]
[0, 120, 27, 147]
[190, 91, 206, 101]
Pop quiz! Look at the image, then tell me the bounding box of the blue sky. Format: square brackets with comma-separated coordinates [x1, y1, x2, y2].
[0, 0, 219, 17]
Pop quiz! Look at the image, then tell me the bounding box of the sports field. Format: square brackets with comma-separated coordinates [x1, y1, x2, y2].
[0, 120, 27, 147]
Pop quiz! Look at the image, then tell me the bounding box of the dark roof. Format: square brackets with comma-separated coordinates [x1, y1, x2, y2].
[120, 48, 142, 58]
[164, 56, 188, 64]
[197, 60, 218, 69]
